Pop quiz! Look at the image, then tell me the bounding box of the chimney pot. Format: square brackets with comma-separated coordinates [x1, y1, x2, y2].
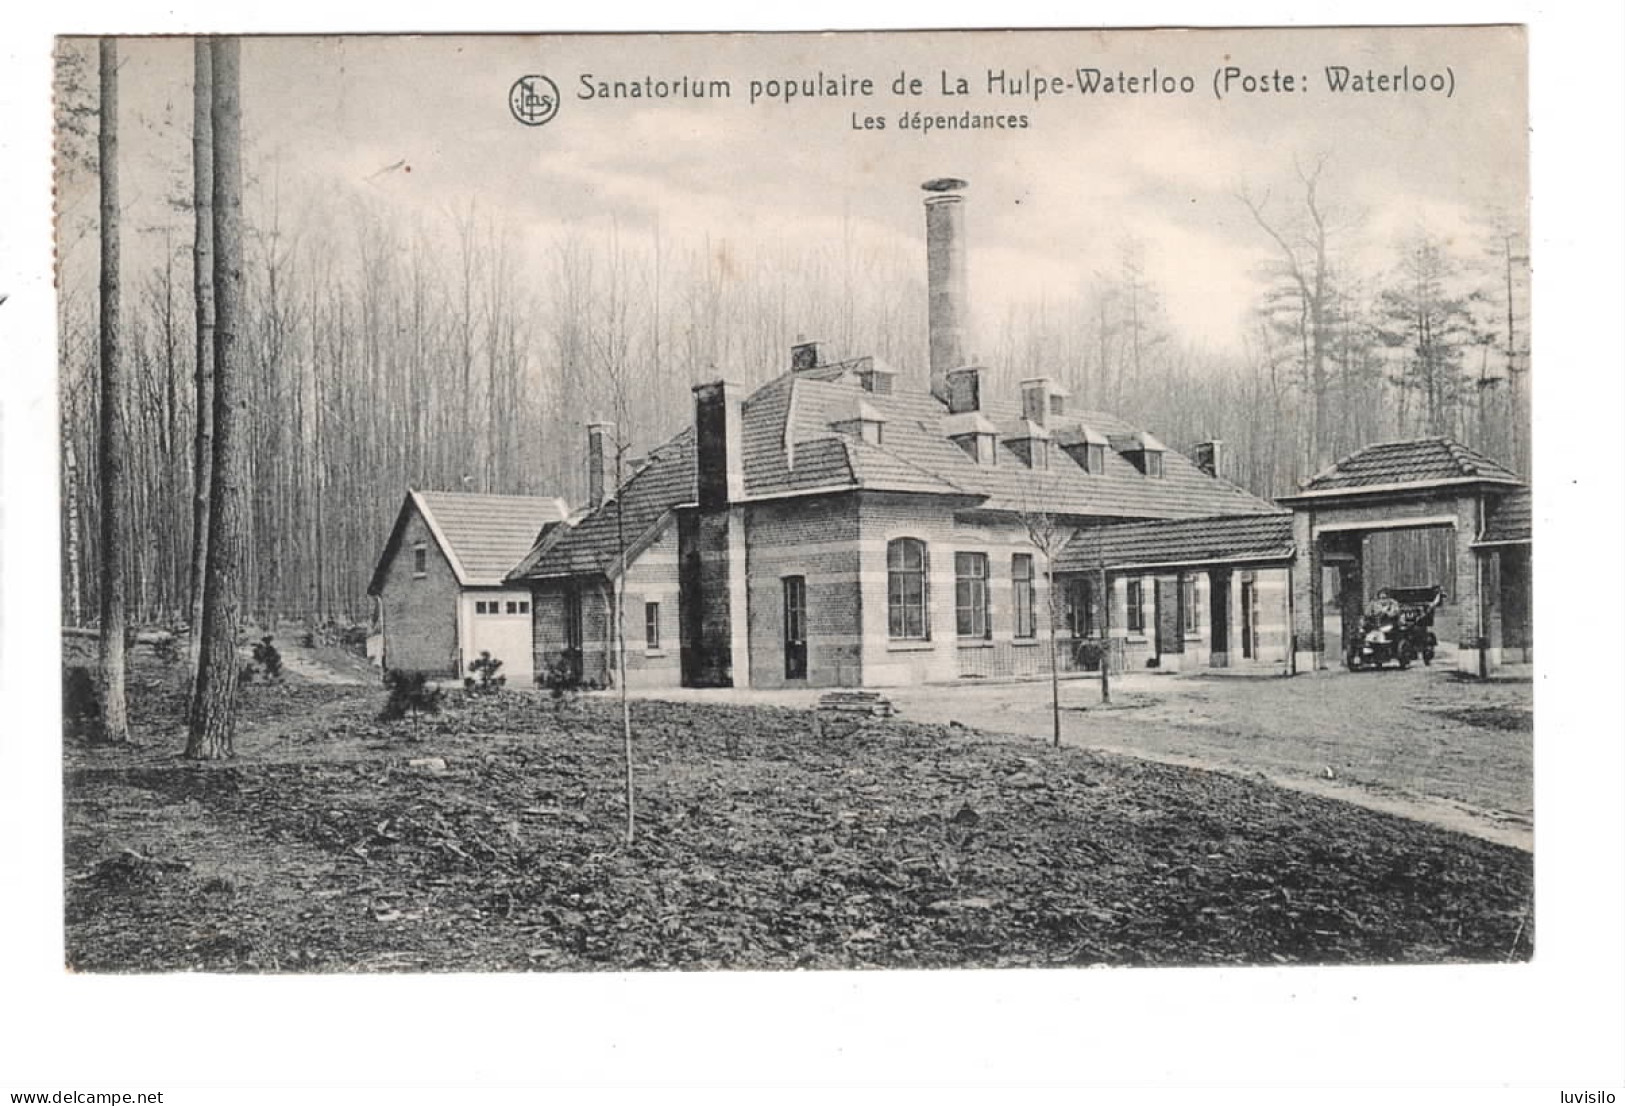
[790, 340, 822, 371]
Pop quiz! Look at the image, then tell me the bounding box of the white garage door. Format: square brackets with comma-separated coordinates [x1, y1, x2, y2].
[467, 592, 534, 685]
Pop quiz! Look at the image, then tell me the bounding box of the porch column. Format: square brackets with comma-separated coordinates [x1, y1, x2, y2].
[1290, 508, 1324, 673]
[1155, 574, 1183, 673]
[1209, 568, 1232, 667]
[1454, 494, 1487, 676]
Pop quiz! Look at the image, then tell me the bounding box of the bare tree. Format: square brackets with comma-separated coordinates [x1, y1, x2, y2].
[188, 36, 245, 760]
[1240, 155, 1336, 472]
[95, 38, 131, 744]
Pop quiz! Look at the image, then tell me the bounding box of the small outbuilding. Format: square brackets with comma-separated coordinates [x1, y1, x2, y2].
[368, 490, 569, 684]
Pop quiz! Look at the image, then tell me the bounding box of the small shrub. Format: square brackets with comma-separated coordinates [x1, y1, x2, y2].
[541, 649, 583, 710]
[251, 636, 284, 681]
[380, 669, 444, 732]
[300, 629, 317, 649]
[1075, 640, 1106, 672]
[465, 651, 506, 694]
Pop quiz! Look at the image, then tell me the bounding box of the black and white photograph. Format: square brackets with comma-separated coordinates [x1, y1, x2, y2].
[5, 9, 1624, 1103]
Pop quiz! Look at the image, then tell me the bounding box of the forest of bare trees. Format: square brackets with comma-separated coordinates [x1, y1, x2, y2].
[55, 39, 1530, 641]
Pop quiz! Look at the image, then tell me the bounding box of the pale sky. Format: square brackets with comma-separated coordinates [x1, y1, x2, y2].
[58, 27, 1528, 356]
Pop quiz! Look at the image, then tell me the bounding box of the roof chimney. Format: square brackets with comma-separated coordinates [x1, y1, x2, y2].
[693, 381, 746, 509]
[790, 339, 822, 371]
[923, 177, 970, 405]
[1192, 440, 1224, 480]
[586, 422, 613, 509]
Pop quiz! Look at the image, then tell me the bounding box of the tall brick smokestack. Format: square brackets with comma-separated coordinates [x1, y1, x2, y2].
[923, 177, 970, 404]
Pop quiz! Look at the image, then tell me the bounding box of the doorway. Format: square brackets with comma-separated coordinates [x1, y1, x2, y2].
[563, 584, 584, 682]
[783, 575, 807, 681]
[1240, 576, 1258, 660]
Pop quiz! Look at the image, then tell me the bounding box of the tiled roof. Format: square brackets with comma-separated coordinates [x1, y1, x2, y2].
[1054, 512, 1296, 574]
[513, 366, 1281, 580]
[1290, 438, 1523, 496]
[369, 490, 569, 593]
[415, 492, 569, 585]
[1477, 487, 1532, 545]
[509, 429, 697, 580]
[754, 373, 1278, 519]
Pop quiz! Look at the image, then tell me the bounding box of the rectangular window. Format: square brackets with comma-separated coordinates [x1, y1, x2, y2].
[1012, 554, 1036, 639]
[955, 552, 990, 639]
[1183, 577, 1200, 635]
[1143, 452, 1164, 478]
[506, 600, 519, 615]
[645, 601, 661, 651]
[1126, 578, 1145, 634]
[1066, 577, 1093, 637]
[1086, 443, 1106, 474]
[475, 600, 488, 615]
[518, 600, 530, 615]
[412, 544, 428, 577]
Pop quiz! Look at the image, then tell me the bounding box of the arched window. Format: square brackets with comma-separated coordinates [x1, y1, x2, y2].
[887, 538, 929, 640]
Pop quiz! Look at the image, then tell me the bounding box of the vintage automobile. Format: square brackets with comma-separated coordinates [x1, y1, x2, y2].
[1347, 585, 1444, 670]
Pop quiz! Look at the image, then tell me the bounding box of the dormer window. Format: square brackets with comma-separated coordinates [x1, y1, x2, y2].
[1109, 431, 1168, 478]
[1056, 424, 1111, 474]
[1005, 419, 1053, 469]
[952, 432, 997, 465]
[943, 411, 999, 465]
[830, 399, 887, 448]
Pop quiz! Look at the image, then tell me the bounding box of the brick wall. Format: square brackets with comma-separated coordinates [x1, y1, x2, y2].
[744, 494, 863, 688]
[621, 523, 683, 688]
[854, 493, 1061, 686]
[529, 577, 611, 687]
[378, 507, 460, 677]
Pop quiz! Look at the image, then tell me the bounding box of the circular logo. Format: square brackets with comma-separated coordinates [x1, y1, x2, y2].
[509, 75, 560, 127]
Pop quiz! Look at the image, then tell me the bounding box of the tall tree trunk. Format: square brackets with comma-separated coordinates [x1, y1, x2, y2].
[95, 38, 131, 744]
[64, 424, 84, 627]
[188, 38, 215, 681]
[188, 36, 244, 761]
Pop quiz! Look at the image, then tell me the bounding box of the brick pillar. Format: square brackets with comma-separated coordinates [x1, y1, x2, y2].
[1454, 494, 1487, 675]
[1338, 558, 1364, 668]
[1290, 508, 1323, 673]
[1155, 574, 1183, 673]
[1209, 568, 1232, 667]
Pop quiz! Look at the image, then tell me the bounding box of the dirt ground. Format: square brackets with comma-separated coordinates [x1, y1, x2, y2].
[881, 667, 1534, 851]
[62, 648, 1534, 973]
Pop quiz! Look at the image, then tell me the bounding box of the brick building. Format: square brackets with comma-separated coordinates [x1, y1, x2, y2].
[368, 490, 569, 684]
[495, 178, 1532, 690]
[504, 179, 1293, 689]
